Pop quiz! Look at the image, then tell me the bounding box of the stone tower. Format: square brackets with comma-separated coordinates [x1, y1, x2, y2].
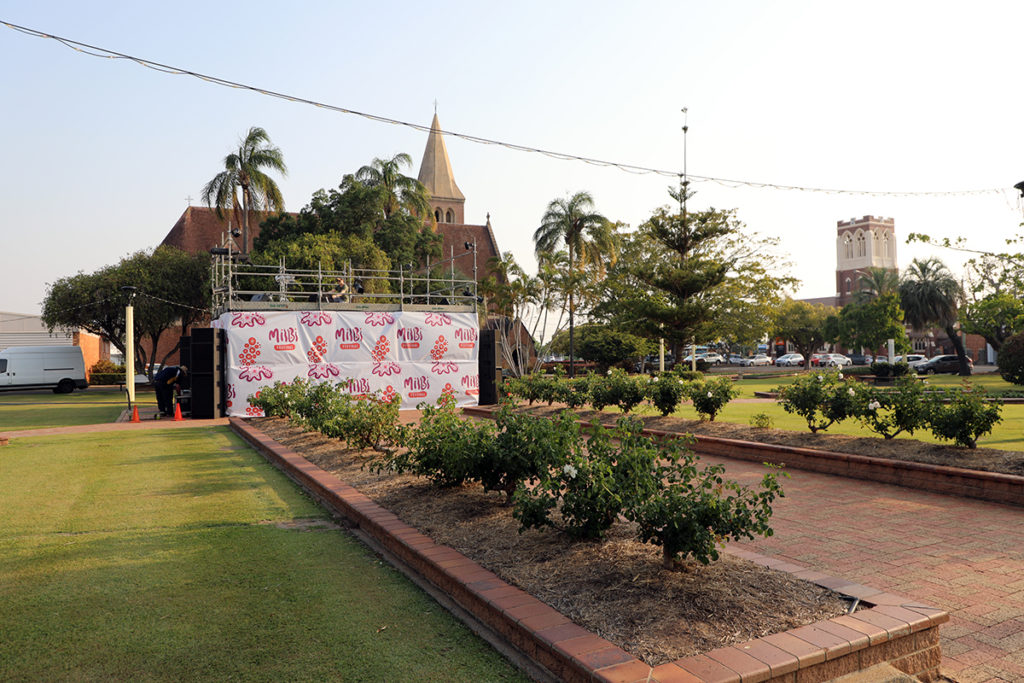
[417, 113, 465, 224]
[835, 215, 897, 307]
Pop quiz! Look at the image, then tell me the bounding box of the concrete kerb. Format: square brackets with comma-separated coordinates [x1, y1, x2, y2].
[230, 417, 948, 683]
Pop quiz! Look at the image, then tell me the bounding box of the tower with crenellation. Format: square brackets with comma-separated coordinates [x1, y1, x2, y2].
[835, 215, 897, 307]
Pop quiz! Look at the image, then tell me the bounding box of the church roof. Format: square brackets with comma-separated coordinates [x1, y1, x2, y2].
[417, 114, 465, 202]
[161, 206, 276, 254]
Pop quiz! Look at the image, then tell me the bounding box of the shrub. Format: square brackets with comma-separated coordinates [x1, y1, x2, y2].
[588, 369, 646, 413]
[776, 372, 859, 432]
[553, 376, 591, 408]
[998, 332, 1024, 386]
[674, 369, 705, 382]
[629, 457, 786, 568]
[91, 359, 124, 374]
[749, 412, 773, 429]
[926, 387, 1003, 449]
[870, 361, 912, 378]
[379, 394, 494, 486]
[486, 403, 580, 503]
[514, 417, 665, 540]
[854, 376, 928, 439]
[686, 377, 739, 421]
[645, 374, 687, 416]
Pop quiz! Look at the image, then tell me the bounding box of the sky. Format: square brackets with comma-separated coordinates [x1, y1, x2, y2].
[3, 1, 1023, 318]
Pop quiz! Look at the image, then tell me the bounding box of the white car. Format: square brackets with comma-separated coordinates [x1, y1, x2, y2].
[775, 353, 805, 367]
[702, 353, 725, 365]
[739, 354, 771, 366]
[819, 353, 851, 367]
[895, 354, 927, 368]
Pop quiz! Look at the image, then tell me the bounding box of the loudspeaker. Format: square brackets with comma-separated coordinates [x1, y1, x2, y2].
[189, 328, 223, 418]
[478, 329, 501, 405]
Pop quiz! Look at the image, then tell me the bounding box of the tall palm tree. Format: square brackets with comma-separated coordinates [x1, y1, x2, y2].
[202, 126, 287, 254]
[533, 191, 613, 376]
[355, 153, 432, 220]
[854, 266, 900, 303]
[899, 257, 971, 375]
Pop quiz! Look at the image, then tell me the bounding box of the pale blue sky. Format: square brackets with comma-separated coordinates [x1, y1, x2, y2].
[3, 1, 1022, 316]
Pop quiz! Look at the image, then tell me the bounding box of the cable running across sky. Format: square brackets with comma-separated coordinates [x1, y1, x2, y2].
[0, 19, 1010, 198]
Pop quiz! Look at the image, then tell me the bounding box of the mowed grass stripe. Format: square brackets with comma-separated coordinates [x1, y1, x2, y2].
[0, 428, 527, 682]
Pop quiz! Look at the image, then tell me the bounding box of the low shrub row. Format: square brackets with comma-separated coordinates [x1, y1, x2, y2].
[378, 399, 785, 568]
[777, 372, 1003, 448]
[503, 368, 739, 420]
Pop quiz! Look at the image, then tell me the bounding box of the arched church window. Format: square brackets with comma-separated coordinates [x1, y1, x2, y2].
[843, 235, 853, 259]
[883, 235, 891, 257]
[434, 209, 442, 222]
[445, 209, 455, 223]
[845, 277, 852, 293]
[856, 232, 866, 257]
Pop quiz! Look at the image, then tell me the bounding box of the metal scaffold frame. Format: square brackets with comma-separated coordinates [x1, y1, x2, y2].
[210, 238, 480, 319]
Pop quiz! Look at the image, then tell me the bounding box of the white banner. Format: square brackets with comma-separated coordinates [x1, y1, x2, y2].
[217, 311, 480, 417]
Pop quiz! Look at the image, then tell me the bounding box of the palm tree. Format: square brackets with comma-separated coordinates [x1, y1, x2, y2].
[854, 267, 900, 303]
[202, 126, 287, 253]
[355, 153, 432, 220]
[533, 191, 613, 376]
[899, 257, 971, 375]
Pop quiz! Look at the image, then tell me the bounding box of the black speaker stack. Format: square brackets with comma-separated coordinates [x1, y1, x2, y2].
[185, 328, 224, 419]
[478, 329, 502, 405]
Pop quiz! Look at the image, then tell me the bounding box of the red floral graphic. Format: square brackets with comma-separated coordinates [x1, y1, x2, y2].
[239, 337, 261, 366]
[429, 335, 448, 361]
[425, 312, 452, 327]
[380, 385, 397, 403]
[300, 311, 332, 327]
[371, 335, 390, 362]
[239, 366, 273, 382]
[373, 363, 401, 377]
[371, 334, 401, 376]
[231, 312, 266, 328]
[365, 312, 395, 327]
[307, 363, 341, 379]
[441, 382, 456, 401]
[307, 335, 327, 363]
[245, 404, 263, 416]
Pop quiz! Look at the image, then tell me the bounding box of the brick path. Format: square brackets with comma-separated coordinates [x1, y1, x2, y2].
[708, 454, 1024, 683]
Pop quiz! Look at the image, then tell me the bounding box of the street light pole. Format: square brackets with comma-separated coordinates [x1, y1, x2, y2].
[121, 287, 137, 407]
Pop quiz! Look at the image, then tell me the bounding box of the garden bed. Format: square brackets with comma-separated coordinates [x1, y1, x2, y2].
[250, 415, 851, 666]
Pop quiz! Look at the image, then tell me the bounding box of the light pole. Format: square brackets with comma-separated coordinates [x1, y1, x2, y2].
[121, 286, 137, 407]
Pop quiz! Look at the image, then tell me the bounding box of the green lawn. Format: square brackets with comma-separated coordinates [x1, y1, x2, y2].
[0, 427, 527, 682]
[0, 388, 157, 431]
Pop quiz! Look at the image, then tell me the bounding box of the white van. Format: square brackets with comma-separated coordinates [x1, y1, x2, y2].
[0, 346, 88, 393]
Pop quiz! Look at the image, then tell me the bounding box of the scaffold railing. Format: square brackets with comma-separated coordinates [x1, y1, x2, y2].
[210, 238, 480, 318]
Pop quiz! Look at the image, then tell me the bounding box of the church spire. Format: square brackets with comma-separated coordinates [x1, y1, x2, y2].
[415, 114, 464, 210]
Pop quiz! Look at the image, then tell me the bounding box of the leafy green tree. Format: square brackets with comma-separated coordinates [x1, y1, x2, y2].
[853, 266, 900, 304]
[533, 191, 616, 376]
[899, 257, 971, 376]
[594, 201, 794, 354]
[355, 153, 432, 221]
[828, 293, 911, 355]
[252, 233, 392, 296]
[548, 323, 649, 372]
[202, 126, 287, 254]
[961, 292, 1024, 352]
[772, 299, 836, 369]
[42, 247, 211, 377]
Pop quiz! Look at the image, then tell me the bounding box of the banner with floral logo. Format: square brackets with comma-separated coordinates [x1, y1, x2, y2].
[216, 310, 480, 416]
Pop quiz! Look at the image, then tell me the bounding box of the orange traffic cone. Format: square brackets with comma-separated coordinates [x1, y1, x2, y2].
[130, 405, 140, 423]
[173, 402, 184, 421]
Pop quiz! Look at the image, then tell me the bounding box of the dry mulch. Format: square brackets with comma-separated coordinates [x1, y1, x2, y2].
[516, 405, 1024, 477]
[252, 416, 851, 666]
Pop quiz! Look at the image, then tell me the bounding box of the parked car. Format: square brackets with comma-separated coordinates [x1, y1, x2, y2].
[916, 355, 973, 375]
[809, 354, 824, 367]
[775, 353, 805, 367]
[819, 353, 852, 367]
[894, 354, 927, 367]
[702, 353, 725, 365]
[727, 354, 744, 364]
[738, 354, 771, 367]
[848, 353, 874, 366]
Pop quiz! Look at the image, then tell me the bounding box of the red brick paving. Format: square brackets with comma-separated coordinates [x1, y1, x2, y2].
[705, 452, 1024, 683]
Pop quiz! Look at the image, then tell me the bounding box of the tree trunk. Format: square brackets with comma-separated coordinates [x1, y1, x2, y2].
[242, 186, 251, 254]
[945, 324, 972, 376]
[568, 243, 575, 379]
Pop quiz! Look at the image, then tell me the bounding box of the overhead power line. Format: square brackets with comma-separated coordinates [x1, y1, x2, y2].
[1, 19, 1011, 199]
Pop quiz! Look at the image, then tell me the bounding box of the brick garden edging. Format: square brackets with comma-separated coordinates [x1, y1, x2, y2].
[464, 406, 1024, 509]
[231, 417, 947, 683]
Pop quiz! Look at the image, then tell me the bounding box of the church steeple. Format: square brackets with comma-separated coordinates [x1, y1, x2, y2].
[417, 113, 465, 224]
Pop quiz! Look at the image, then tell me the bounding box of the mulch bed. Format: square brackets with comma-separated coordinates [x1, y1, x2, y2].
[252, 416, 851, 666]
[513, 405, 1024, 477]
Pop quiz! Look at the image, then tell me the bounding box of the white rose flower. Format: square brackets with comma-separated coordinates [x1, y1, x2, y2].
[848, 388, 855, 396]
[563, 464, 578, 479]
[651, 376, 659, 382]
[707, 391, 713, 398]
[868, 400, 881, 411]
[816, 375, 824, 382]
[838, 373, 844, 380]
